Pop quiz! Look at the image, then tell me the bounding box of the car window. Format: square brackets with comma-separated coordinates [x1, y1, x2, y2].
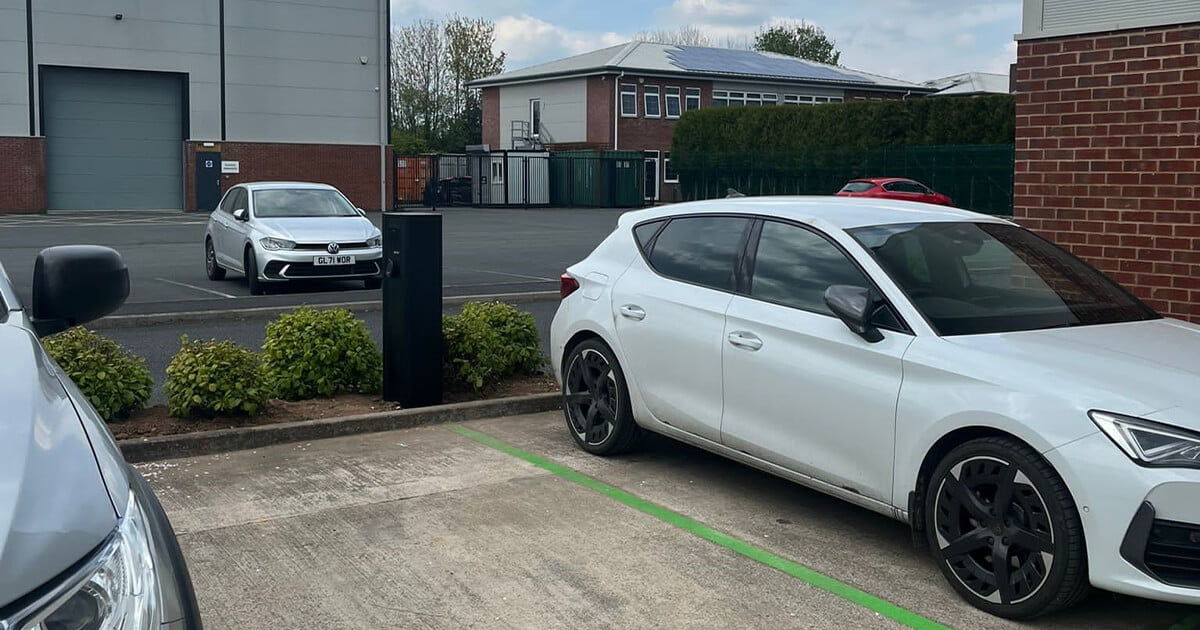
[749, 220, 872, 315]
[840, 182, 875, 193]
[850, 222, 1160, 335]
[252, 189, 358, 218]
[230, 189, 247, 213]
[883, 181, 927, 194]
[633, 220, 665, 253]
[647, 216, 750, 292]
[216, 188, 235, 214]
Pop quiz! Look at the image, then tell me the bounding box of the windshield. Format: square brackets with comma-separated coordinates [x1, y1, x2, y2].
[849, 222, 1159, 335]
[252, 189, 358, 218]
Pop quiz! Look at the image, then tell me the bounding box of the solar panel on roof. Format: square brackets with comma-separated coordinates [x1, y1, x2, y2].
[667, 46, 871, 83]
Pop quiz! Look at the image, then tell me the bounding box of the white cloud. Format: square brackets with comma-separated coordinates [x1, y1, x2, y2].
[668, 0, 771, 24]
[494, 15, 624, 66]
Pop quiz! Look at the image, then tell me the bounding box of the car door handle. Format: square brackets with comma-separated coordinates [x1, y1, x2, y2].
[727, 331, 763, 351]
[619, 305, 646, 321]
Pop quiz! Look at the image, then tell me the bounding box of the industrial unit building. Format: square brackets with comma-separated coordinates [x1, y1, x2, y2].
[469, 42, 933, 203]
[0, 0, 390, 213]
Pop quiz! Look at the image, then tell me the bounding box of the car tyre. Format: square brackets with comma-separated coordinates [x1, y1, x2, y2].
[205, 238, 226, 281]
[925, 437, 1088, 619]
[245, 249, 265, 296]
[561, 338, 643, 456]
[364, 277, 382, 290]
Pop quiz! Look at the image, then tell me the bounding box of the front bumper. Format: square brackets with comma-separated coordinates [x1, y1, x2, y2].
[1046, 431, 1200, 605]
[255, 247, 382, 282]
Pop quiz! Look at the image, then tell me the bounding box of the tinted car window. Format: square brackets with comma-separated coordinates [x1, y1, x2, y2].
[851, 222, 1159, 335]
[634, 220, 665, 253]
[648, 216, 750, 291]
[750, 221, 871, 315]
[883, 181, 928, 194]
[840, 182, 875, 193]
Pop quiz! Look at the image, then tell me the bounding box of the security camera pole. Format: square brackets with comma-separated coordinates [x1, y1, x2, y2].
[381, 212, 443, 407]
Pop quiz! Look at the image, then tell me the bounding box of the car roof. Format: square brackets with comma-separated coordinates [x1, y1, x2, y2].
[622, 196, 1013, 230]
[236, 181, 338, 191]
[849, 177, 918, 185]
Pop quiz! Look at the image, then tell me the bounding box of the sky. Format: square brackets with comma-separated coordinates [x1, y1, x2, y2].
[390, 0, 1022, 83]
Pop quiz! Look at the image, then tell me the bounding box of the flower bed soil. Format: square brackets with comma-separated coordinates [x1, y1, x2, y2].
[108, 373, 559, 441]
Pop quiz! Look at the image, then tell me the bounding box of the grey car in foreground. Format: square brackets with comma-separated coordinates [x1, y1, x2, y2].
[0, 247, 201, 629]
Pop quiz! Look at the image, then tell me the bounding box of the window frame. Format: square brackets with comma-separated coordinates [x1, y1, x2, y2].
[665, 86, 682, 119]
[635, 213, 756, 294]
[529, 98, 541, 135]
[761, 93, 778, 106]
[742, 217, 912, 333]
[644, 85, 662, 118]
[712, 90, 729, 107]
[685, 87, 701, 111]
[663, 151, 678, 183]
[620, 83, 638, 117]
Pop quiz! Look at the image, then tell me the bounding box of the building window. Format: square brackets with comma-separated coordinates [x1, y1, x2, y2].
[663, 151, 678, 183]
[490, 160, 504, 184]
[745, 92, 761, 107]
[529, 99, 541, 135]
[644, 85, 661, 118]
[784, 94, 800, 105]
[620, 83, 637, 117]
[685, 87, 701, 111]
[712, 90, 728, 107]
[665, 87, 681, 118]
[762, 93, 778, 106]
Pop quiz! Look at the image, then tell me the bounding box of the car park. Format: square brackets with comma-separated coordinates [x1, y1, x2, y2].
[836, 177, 954, 206]
[204, 182, 384, 294]
[550, 196, 1200, 619]
[0, 247, 201, 629]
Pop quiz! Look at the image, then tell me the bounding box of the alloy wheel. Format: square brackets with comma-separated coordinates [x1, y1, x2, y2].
[564, 348, 618, 445]
[933, 455, 1056, 605]
[206, 243, 216, 274]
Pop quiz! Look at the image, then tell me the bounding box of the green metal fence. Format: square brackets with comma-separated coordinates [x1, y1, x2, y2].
[672, 144, 1015, 216]
[549, 151, 645, 208]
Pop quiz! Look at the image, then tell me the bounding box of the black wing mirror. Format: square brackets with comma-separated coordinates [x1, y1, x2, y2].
[31, 246, 129, 337]
[824, 284, 884, 343]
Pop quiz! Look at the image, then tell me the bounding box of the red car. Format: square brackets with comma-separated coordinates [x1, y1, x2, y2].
[835, 177, 954, 206]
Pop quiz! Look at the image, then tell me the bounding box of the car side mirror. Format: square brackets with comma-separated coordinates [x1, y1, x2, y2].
[31, 246, 129, 337]
[356, 207, 367, 217]
[824, 284, 884, 343]
[233, 208, 248, 221]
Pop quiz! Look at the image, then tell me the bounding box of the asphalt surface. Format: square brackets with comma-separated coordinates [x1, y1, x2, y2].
[139, 412, 1198, 630]
[106, 301, 560, 405]
[0, 207, 623, 315]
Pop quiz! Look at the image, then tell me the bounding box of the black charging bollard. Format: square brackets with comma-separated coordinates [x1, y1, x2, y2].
[381, 212, 443, 407]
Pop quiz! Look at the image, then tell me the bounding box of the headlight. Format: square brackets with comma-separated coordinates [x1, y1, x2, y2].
[367, 235, 382, 248]
[259, 237, 295, 250]
[28, 491, 160, 630]
[1091, 411, 1200, 469]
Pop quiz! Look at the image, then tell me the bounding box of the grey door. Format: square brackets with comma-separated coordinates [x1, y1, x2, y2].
[42, 67, 184, 211]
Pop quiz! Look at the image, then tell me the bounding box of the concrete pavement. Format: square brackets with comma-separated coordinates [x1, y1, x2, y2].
[140, 412, 1194, 630]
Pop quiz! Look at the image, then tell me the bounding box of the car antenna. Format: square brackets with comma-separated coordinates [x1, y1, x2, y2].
[726, 188, 745, 198]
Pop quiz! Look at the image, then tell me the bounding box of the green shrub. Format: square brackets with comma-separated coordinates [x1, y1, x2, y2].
[262, 307, 382, 400]
[43, 327, 153, 421]
[166, 336, 269, 417]
[443, 301, 543, 391]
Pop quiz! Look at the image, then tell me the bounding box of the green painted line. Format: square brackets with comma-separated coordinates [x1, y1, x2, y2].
[448, 424, 953, 630]
[1170, 614, 1200, 630]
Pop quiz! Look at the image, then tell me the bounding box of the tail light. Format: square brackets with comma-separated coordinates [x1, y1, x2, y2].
[560, 273, 580, 299]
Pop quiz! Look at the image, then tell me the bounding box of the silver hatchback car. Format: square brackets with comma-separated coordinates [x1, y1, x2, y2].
[204, 182, 384, 294]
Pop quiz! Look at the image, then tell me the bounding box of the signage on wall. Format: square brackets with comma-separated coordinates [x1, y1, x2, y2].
[221, 161, 240, 174]
[203, 160, 213, 168]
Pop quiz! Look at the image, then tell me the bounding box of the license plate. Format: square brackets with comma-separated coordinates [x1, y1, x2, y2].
[314, 255, 354, 266]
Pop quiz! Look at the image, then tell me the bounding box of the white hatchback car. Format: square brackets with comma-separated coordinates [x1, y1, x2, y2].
[550, 197, 1200, 619]
[205, 182, 383, 294]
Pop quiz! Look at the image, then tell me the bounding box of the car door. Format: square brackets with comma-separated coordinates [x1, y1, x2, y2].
[210, 188, 239, 267]
[720, 219, 914, 503]
[610, 215, 752, 443]
[220, 188, 250, 267]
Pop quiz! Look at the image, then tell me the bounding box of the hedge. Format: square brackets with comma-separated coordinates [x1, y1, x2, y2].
[671, 94, 1015, 163]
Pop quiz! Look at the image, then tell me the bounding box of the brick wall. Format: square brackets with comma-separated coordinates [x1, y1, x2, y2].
[586, 76, 613, 148]
[0, 138, 45, 214]
[482, 87, 500, 148]
[184, 142, 392, 211]
[1014, 22, 1200, 320]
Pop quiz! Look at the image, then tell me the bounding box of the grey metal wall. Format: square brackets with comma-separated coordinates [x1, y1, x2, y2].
[0, 0, 385, 145]
[42, 67, 184, 210]
[1021, 0, 1200, 39]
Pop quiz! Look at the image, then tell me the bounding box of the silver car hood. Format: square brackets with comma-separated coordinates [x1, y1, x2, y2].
[255, 216, 377, 243]
[0, 324, 117, 609]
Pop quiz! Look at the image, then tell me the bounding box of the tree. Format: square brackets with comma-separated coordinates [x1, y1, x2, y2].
[390, 16, 505, 152]
[753, 21, 841, 65]
[633, 26, 712, 46]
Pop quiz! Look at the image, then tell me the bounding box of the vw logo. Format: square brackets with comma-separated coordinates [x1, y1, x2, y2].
[327, 242, 340, 254]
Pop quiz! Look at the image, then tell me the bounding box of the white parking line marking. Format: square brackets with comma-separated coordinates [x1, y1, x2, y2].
[155, 277, 237, 299]
[459, 268, 558, 282]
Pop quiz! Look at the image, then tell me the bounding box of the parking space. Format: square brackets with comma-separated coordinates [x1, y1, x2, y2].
[0, 207, 624, 314]
[141, 413, 1196, 630]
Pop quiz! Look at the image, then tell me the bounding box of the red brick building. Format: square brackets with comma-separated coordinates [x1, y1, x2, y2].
[471, 42, 930, 203]
[1015, 1, 1200, 320]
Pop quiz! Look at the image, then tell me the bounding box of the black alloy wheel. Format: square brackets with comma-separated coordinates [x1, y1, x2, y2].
[926, 437, 1088, 618]
[562, 339, 641, 455]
